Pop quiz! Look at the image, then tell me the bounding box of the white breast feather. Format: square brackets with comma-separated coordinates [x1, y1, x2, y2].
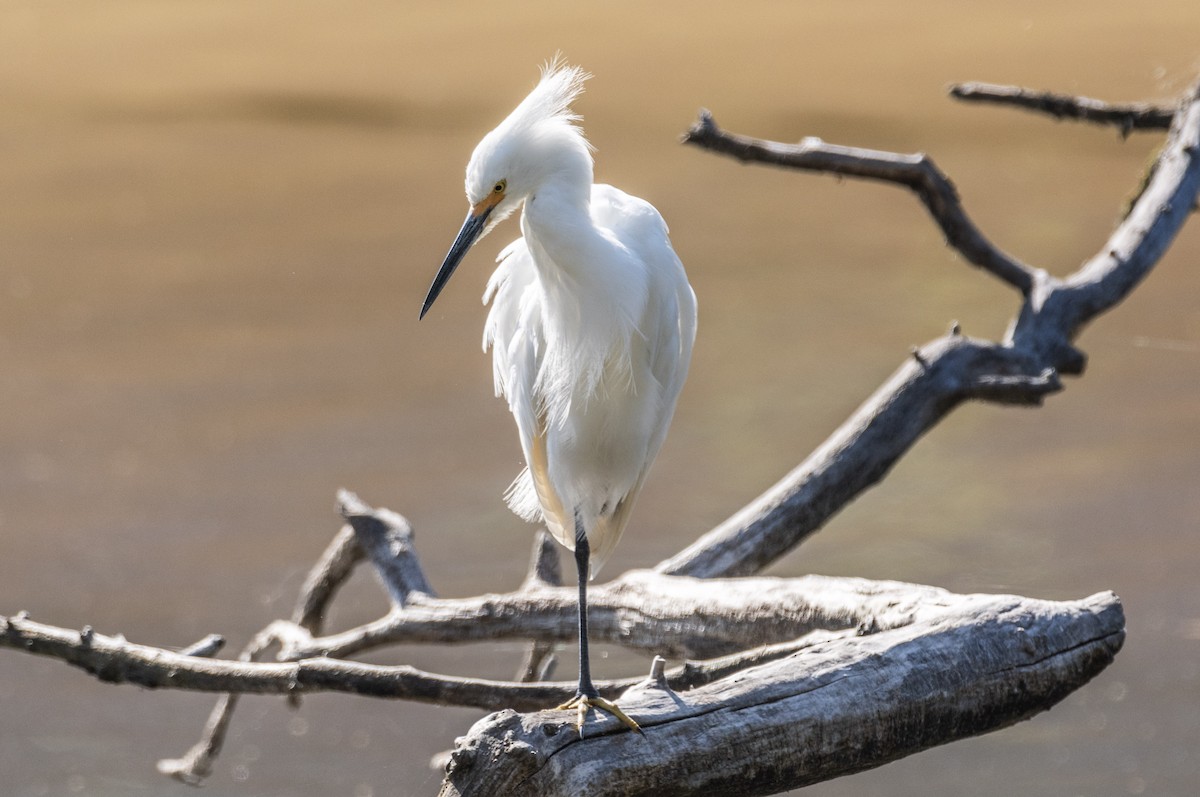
[483, 184, 696, 575]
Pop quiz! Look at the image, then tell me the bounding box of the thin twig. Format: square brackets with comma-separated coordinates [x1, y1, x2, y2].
[950, 81, 1175, 135]
[517, 532, 562, 682]
[1050, 80, 1200, 338]
[157, 694, 238, 785]
[0, 609, 850, 711]
[0, 591, 1122, 719]
[168, 516, 371, 783]
[156, 622, 296, 784]
[291, 523, 364, 633]
[682, 109, 1037, 293]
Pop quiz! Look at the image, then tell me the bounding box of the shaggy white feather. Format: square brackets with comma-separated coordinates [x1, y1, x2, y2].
[470, 63, 696, 576]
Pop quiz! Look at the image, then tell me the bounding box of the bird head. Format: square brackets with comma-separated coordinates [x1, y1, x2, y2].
[420, 59, 592, 319]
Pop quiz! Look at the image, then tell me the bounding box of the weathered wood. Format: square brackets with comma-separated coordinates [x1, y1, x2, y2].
[290, 523, 364, 633]
[516, 531, 564, 682]
[338, 488, 435, 604]
[681, 109, 1037, 291]
[438, 592, 1124, 797]
[0, 78, 1194, 795]
[949, 81, 1175, 132]
[656, 336, 1060, 579]
[0, 574, 958, 706]
[665, 77, 1200, 580]
[276, 570, 956, 661]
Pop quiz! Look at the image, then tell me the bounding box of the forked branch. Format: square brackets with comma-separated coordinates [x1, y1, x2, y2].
[439, 593, 1124, 797]
[669, 77, 1200, 579]
[1, 76, 1196, 797]
[0, 586, 1126, 797]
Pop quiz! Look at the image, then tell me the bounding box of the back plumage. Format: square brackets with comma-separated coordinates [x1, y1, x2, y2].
[484, 183, 695, 576]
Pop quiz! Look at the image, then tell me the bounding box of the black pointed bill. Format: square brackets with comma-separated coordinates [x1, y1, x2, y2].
[420, 204, 495, 319]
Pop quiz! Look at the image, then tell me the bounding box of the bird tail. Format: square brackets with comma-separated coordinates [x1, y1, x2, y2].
[504, 467, 545, 525]
[504, 466, 641, 580]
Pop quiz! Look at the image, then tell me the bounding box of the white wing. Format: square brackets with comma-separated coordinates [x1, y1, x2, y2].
[482, 239, 561, 530]
[591, 184, 696, 462]
[484, 185, 697, 576]
[583, 184, 697, 571]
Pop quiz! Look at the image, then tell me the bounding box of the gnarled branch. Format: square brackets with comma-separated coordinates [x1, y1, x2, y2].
[668, 77, 1200, 579]
[0, 571, 962, 700]
[439, 593, 1124, 797]
[2, 76, 1196, 796]
[682, 109, 1037, 292]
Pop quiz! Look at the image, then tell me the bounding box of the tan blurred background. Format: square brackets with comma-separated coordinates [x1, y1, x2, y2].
[1, 2, 1198, 795]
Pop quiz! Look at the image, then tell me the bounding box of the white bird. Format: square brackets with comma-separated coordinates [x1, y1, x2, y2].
[420, 60, 696, 733]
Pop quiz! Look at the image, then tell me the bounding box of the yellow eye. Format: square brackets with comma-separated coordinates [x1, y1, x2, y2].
[493, 180, 506, 194]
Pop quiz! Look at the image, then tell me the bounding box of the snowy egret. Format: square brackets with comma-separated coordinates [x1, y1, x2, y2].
[420, 60, 696, 733]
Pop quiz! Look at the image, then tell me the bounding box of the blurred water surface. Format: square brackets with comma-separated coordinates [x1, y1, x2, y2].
[1, 2, 1198, 795]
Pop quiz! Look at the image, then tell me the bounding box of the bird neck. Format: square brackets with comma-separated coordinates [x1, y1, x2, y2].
[521, 185, 615, 303]
[520, 183, 647, 363]
[522, 181, 591, 252]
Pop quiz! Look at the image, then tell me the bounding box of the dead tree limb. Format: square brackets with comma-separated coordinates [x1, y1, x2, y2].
[439, 592, 1124, 797]
[2, 77, 1196, 795]
[656, 334, 1060, 578]
[290, 522, 365, 633]
[681, 109, 1037, 292]
[0, 585, 1126, 797]
[949, 81, 1176, 133]
[0, 571, 961, 699]
[1, 606, 863, 711]
[668, 76, 1200, 579]
[160, 515, 371, 784]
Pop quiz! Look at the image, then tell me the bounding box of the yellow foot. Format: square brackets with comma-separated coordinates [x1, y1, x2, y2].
[555, 694, 643, 737]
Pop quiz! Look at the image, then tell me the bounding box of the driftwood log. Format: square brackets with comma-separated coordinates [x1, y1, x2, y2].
[1, 76, 1197, 795]
[439, 592, 1123, 797]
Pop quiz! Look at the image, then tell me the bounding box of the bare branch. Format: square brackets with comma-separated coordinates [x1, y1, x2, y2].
[167, 506, 379, 782]
[657, 335, 1060, 578]
[0, 611, 559, 709]
[438, 592, 1125, 797]
[280, 569, 957, 660]
[1, 569, 958, 680]
[0, 588, 1125, 746]
[291, 522, 364, 633]
[682, 109, 1037, 293]
[0, 599, 890, 712]
[4, 77, 1193, 796]
[157, 694, 238, 785]
[517, 531, 563, 682]
[338, 488, 435, 604]
[666, 79, 1200, 580]
[950, 81, 1175, 134]
[165, 514, 373, 785]
[1015, 79, 1200, 360]
[179, 634, 226, 658]
[159, 619, 320, 784]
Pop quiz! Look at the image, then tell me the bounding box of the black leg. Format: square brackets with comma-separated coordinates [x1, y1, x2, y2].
[554, 512, 641, 735]
[573, 512, 598, 700]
